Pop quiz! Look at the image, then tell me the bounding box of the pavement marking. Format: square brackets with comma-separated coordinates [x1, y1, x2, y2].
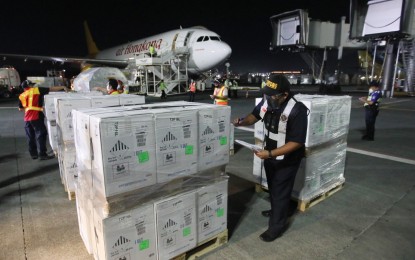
[347, 147, 415, 165]
[0, 107, 19, 109]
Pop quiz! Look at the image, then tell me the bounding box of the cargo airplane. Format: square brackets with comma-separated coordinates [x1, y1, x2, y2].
[0, 22, 232, 75]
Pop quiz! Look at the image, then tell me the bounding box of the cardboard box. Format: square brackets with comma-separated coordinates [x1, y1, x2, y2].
[154, 190, 197, 260]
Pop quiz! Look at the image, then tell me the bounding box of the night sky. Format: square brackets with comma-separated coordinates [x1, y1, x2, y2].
[0, 0, 353, 76]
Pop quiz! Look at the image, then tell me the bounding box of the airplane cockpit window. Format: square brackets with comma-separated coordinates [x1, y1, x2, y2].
[196, 36, 221, 42]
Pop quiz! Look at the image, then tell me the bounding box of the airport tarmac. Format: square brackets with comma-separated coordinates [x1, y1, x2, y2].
[0, 87, 414, 260]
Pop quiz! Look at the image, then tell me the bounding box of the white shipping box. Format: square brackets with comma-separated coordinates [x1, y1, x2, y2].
[46, 120, 58, 152]
[253, 95, 351, 147]
[94, 203, 157, 260]
[197, 179, 228, 242]
[55, 97, 92, 142]
[155, 109, 198, 183]
[155, 190, 197, 260]
[198, 106, 231, 171]
[89, 111, 157, 198]
[75, 182, 95, 255]
[61, 145, 78, 193]
[90, 95, 120, 107]
[119, 94, 145, 105]
[44, 92, 102, 121]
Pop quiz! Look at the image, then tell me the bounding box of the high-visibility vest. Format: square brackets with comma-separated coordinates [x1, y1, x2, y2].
[109, 90, 120, 95]
[189, 82, 196, 92]
[259, 98, 296, 160]
[214, 86, 228, 105]
[19, 88, 43, 112]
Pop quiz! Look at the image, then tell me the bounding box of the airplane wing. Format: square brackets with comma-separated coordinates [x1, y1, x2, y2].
[0, 53, 128, 67]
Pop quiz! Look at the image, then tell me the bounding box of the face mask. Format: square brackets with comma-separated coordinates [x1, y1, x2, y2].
[106, 83, 112, 92]
[266, 94, 283, 109]
[369, 89, 374, 94]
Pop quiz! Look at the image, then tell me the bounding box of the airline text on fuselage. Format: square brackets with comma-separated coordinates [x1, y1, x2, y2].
[116, 39, 163, 56]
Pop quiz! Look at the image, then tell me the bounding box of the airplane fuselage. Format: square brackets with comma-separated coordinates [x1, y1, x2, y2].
[95, 27, 232, 74]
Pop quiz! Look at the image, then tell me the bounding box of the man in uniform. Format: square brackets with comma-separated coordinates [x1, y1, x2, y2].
[232, 74, 308, 242]
[359, 81, 382, 141]
[18, 80, 68, 160]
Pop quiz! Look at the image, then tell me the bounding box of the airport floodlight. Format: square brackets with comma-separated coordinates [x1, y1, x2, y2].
[350, 0, 415, 40]
[270, 9, 309, 51]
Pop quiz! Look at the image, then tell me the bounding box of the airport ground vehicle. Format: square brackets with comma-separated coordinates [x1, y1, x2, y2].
[0, 66, 21, 98]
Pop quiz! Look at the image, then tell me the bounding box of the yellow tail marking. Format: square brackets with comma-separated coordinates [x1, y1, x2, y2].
[83, 21, 99, 57]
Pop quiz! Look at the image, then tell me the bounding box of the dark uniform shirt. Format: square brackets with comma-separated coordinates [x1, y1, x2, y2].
[252, 96, 308, 164]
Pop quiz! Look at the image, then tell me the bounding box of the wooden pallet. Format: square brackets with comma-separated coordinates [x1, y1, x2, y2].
[255, 182, 344, 212]
[67, 191, 76, 201]
[172, 229, 228, 260]
[295, 182, 344, 212]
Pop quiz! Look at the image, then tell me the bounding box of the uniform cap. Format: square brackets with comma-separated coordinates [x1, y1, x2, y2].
[21, 80, 36, 88]
[260, 74, 291, 96]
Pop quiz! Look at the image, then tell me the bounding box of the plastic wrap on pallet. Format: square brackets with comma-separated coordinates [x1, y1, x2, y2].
[93, 169, 228, 218]
[253, 95, 351, 147]
[46, 120, 59, 153]
[292, 138, 347, 201]
[253, 136, 347, 201]
[60, 143, 78, 194]
[71, 102, 231, 214]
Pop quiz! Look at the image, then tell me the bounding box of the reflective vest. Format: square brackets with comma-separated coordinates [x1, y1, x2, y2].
[214, 86, 228, 105]
[19, 87, 43, 121]
[189, 82, 196, 92]
[259, 98, 296, 160]
[109, 90, 119, 95]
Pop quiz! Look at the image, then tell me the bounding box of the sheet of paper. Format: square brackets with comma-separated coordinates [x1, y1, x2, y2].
[235, 139, 262, 151]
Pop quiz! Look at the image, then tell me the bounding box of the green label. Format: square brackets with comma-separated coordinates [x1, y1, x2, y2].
[220, 136, 227, 145]
[185, 145, 193, 155]
[139, 239, 149, 250]
[138, 151, 149, 163]
[217, 208, 224, 217]
[183, 227, 191, 236]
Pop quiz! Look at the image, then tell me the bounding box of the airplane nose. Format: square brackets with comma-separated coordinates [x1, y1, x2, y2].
[191, 41, 232, 72]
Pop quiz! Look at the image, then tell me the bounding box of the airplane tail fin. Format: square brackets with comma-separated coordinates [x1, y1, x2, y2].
[84, 21, 99, 58]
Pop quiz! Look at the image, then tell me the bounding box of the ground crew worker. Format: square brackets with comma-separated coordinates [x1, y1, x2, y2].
[225, 78, 233, 98]
[95, 78, 120, 95]
[188, 79, 196, 102]
[359, 81, 382, 141]
[18, 80, 68, 160]
[232, 74, 308, 242]
[116, 80, 129, 94]
[149, 43, 156, 57]
[232, 79, 238, 98]
[210, 80, 228, 105]
[159, 79, 167, 99]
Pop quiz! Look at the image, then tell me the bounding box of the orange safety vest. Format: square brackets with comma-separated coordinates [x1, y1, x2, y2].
[19, 87, 44, 121]
[214, 86, 228, 105]
[189, 82, 196, 92]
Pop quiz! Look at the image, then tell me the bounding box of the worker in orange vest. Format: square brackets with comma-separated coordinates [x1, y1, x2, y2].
[18, 80, 68, 160]
[188, 79, 196, 102]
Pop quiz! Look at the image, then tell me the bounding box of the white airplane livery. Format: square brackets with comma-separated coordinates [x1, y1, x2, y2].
[0, 23, 232, 75]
